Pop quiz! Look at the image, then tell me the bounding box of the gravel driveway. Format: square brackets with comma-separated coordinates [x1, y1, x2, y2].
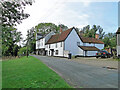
[33, 55, 118, 88]
[71, 57, 118, 69]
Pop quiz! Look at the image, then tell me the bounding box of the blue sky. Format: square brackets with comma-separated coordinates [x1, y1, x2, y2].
[16, 1, 118, 38]
[65, 2, 118, 33]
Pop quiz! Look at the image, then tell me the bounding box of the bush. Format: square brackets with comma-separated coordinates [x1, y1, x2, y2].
[18, 47, 27, 57]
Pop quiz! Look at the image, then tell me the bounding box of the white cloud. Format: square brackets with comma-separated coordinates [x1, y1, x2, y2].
[17, 0, 91, 34]
[16, 0, 117, 39]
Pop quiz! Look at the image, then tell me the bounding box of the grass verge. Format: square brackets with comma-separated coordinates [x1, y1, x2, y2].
[2, 56, 71, 88]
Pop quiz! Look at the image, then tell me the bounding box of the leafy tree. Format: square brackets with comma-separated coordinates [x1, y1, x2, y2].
[2, 26, 22, 56]
[80, 25, 105, 39]
[58, 24, 68, 32]
[35, 23, 58, 34]
[103, 33, 116, 48]
[110, 37, 116, 48]
[23, 27, 36, 57]
[102, 37, 111, 48]
[35, 23, 68, 34]
[1, 0, 33, 26]
[98, 26, 105, 39]
[1, 0, 33, 56]
[18, 47, 27, 56]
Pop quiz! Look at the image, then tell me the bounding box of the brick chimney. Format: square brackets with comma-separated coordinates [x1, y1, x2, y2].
[79, 31, 83, 36]
[95, 34, 99, 39]
[60, 26, 62, 33]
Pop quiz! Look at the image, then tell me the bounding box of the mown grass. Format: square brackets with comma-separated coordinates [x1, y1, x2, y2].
[2, 56, 71, 88]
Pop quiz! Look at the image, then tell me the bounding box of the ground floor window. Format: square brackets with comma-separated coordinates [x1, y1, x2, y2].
[49, 51, 50, 55]
[46, 50, 48, 56]
[56, 50, 58, 55]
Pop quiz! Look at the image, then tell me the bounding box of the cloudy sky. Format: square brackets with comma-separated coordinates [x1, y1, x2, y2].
[16, 0, 119, 39]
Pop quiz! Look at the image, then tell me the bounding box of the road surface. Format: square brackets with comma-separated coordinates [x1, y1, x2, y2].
[33, 55, 118, 88]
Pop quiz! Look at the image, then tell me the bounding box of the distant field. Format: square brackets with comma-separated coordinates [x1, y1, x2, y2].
[2, 56, 71, 88]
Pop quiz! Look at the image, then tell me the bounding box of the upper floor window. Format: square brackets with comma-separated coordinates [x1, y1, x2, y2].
[77, 42, 80, 46]
[61, 42, 62, 47]
[49, 44, 50, 48]
[38, 44, 40, 48]
[56, 43, 57, 48]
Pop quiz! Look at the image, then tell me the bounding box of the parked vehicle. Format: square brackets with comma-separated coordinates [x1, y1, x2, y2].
[96, 50, 111, 58]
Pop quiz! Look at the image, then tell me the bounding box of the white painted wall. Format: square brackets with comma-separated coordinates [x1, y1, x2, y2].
[84, 43, 95, 46]
[87, 51, 98, 56]
[95, 44, 104, 50]
[65, 28, 83, 56]
[117, 34, 120, 56]
[36, 40, 40, 49]
[117, 46, 120, 56]
[117, 34, 120, 45]
[45, 42, 64, 56]
[36, 31, 55, 50]
[83, 43, 104, 50]
[39, 38, 45, 49]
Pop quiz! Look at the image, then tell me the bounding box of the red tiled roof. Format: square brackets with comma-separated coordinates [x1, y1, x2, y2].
[116, 27, 120, 34]
[46, 27, 74, 44]
[78, 46, 100, 51]
[80, 37, 104, 44]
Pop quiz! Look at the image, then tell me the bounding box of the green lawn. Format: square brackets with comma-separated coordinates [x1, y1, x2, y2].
[2, 56, 71, 88]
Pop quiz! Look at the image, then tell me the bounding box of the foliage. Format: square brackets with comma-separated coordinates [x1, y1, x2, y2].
[35, 23, 58, 34]
[25, 23, 68, 54]
[102, 33, 116, 48]
[81, 25, 105, 39]
[2, 26, 22, 56]
[1, 0, 33, 26]
[58, 24, 68, 32]
[2, 56, 71, 88]
[102, 37, 111, 48]
[35, 23, 68, 34]
[18, 47, 27, 56]
[1, 0, 33, 56]
[24, 27, 36, 54]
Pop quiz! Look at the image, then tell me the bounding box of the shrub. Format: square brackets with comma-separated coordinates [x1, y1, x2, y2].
[18, 47, 27, 57]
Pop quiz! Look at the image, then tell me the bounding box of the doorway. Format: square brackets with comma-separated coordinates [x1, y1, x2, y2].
[51, 49, 54, 56]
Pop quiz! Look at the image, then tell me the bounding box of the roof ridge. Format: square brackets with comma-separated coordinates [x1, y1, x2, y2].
[46, 27, 74, 44]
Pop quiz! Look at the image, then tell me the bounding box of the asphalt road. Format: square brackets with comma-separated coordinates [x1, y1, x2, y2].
[33, 55, 118, 88]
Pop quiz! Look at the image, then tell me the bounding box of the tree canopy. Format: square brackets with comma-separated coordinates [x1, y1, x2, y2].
[80, 25, 105, 39]
[1, 0, 33, 26]
[1, 0, 33, 56]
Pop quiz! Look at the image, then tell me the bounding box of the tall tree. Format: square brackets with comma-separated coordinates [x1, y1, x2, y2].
[25, 27, 36, 56]
[1, 0, 33, 26]
[103, 33, 116, 48]
[1, 0, 33, 56]
[35, 23, 68, 34]
[35, 23, 58, 34]
[58, 24, 68, 32]
[2, 26, 22, 56]
[102, 37, 111, 48]
[80, 25, 105, 39]
[98, 26, 105, 39]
